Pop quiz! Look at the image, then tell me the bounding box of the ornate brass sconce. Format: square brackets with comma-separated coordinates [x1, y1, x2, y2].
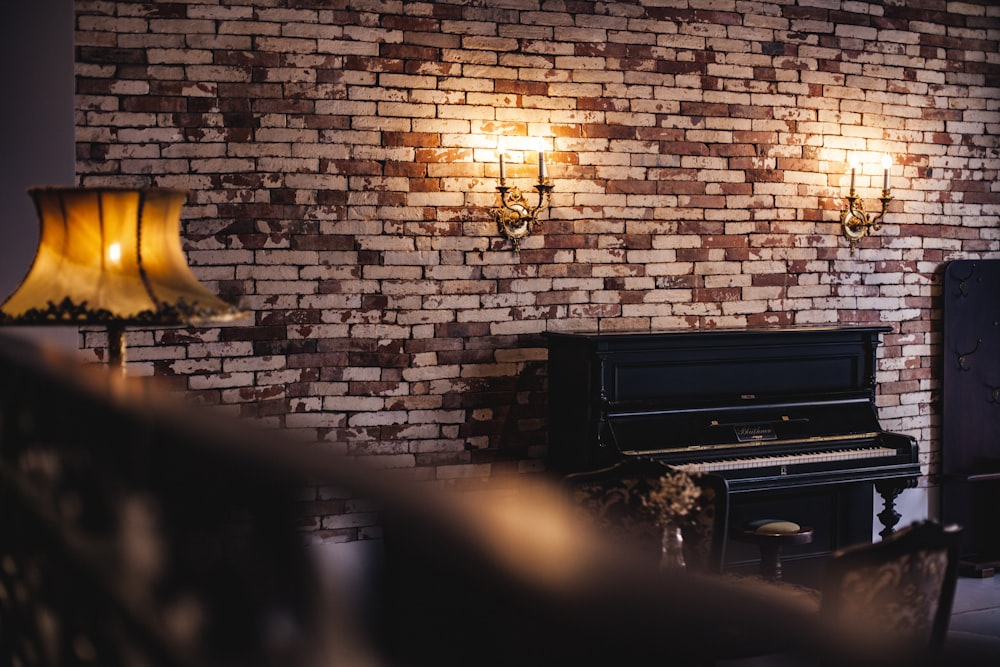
[492, 145, 553, 252]
[841, 154, 893, 252]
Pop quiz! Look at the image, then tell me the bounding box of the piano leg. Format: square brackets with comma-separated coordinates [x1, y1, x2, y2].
[875, 478, 917, 540]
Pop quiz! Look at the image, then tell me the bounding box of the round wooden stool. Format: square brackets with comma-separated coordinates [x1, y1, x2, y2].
[733, 519, 814, 581]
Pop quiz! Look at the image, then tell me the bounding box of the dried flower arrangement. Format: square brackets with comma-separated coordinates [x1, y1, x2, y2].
[641, 467, 704, 528]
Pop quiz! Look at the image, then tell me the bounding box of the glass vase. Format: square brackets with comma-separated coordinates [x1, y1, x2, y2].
[660, 523, 686, 570]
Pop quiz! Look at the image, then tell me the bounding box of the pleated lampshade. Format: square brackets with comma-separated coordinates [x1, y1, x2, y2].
[1, 187, 243, 326]
[1, 187, 244, 372]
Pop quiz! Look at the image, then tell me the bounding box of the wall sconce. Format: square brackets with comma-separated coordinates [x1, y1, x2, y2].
[0, 187, 246, 375]
[492, 141, 553, 252]
[841, 153, 893, 252]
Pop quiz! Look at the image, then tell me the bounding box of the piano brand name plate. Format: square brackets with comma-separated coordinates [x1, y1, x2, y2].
[734, 425, 777, 442]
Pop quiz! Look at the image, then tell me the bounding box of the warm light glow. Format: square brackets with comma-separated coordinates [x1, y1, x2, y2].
[108, 242, 122, 264]
[459, 480, 600, 590]
[842, 152, 894, 251]
[492, 136, 554, 251]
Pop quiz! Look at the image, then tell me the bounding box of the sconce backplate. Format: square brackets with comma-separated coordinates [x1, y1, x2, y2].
[841, 206, 869, 243]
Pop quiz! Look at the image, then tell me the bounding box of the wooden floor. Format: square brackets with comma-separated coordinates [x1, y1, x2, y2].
[715, 574, 1000, 666]
[949, 575, 1000, 659]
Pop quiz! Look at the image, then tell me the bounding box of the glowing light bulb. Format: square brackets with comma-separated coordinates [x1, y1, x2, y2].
[108, 242, 122, 264]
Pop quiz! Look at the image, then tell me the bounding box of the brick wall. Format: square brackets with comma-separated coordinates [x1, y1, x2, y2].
[73, 0, 1000, 541]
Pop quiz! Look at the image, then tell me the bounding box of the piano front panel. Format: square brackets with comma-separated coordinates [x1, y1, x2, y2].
[590, 327, 886, 408]
[607, 348, 865, 406]
[606, 399, 883, 453]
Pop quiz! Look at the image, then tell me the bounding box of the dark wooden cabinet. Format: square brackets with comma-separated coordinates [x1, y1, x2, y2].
[942, 260, 1000, 576]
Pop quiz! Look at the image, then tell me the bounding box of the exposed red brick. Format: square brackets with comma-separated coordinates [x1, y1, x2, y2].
[74, 0, 1000, 539]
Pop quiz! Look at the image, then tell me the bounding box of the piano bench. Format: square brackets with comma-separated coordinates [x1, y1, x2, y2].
[733, 520, 814, 582]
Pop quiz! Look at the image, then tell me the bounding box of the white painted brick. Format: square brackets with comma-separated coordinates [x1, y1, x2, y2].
[71, 0, 994, 537]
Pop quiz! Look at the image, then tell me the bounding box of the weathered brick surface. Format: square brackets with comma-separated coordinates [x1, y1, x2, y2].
[74, 0, 1000, 541]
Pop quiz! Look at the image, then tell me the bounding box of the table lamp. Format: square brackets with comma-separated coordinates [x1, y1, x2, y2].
[0, 187, 245, 374]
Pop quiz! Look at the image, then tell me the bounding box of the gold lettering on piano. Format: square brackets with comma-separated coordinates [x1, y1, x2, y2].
[734, 425, 777, 442]
[780, 465, 788, 476]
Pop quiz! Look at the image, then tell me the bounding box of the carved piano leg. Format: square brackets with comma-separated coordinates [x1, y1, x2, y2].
[875, 479, 916, 540]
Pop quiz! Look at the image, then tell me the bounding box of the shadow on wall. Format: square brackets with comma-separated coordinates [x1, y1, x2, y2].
[469, 357, 548, 456]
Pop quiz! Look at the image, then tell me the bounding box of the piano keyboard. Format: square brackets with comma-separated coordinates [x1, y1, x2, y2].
[677, 445, 898, 474]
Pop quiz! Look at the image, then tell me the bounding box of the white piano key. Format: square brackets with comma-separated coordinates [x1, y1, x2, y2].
[678, 446, 897, 474]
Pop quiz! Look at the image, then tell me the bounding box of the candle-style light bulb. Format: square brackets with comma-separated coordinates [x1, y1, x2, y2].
[538, 150, 546, 182]
[881, 153, 892, 192]
[497, 141, 506, 182]
[849, 155, 859, 192]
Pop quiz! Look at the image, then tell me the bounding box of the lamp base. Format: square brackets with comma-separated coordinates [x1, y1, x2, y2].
[107, 323, 127, 376]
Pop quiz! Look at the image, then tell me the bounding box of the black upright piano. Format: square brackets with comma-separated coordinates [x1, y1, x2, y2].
[546, 326, 920, 579]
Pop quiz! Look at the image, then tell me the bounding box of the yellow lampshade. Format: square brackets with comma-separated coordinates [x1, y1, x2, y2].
[1, 187, 243, 326]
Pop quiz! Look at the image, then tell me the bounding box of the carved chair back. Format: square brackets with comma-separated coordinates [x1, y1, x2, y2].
[820, 520, 962, 663]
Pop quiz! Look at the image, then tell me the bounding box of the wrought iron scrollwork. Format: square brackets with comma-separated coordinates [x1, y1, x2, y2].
[951, 262, 977, 298]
